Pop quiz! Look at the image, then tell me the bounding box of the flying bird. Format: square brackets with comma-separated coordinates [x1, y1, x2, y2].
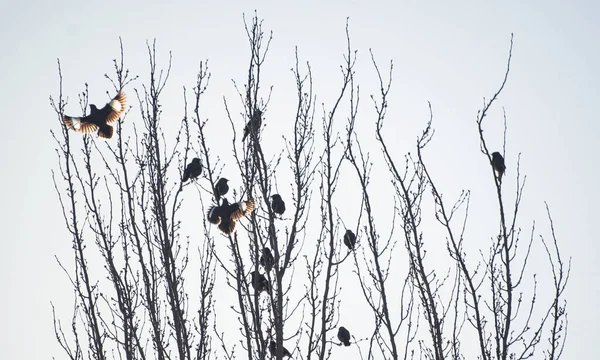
[214, 178, 229, 199]
[260, 247, 275, 273]
[271, 194, 286, 216]
[63, 91, 127, 139]
[269, 340, 291, 358]
[207, 198, 255, 234]
[182, 158, 202, 182]
[343, 230, 356, 250]
[491, 152, 506, 180]
[242, 109, 263, 141]
[337, 326, 351, 346]
[250, 271, 271, 294]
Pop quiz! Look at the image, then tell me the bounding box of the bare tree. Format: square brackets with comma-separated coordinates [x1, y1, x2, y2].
[50, 14, 569, 360]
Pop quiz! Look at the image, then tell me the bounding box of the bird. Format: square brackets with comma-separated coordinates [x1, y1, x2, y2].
[242, 109, 263, 141]
[271, 194, 286, 216]
[182, 158, 202, 182]
[63, 91, 127, 139]
[250, 271, 271, 294]
[260, 247, 275, 273]
[269, 340, 291, 358]
[491, 152, 506, 180]
[214, 178, 229, 199]
[343, 230, 356, 250]
[337, 326, 351, 346]
[206, 198, 256, 234]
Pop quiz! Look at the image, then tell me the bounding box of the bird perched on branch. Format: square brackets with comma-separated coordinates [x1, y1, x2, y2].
[269, 340, 291, 358]
[250, 271, 271, 294]
[337, 326, 351, 346]
[182, 158, 202, 182]
[214, 178, 229, 199]
[343, 230, 356, 250]
[242, 109, 263, 142]
[491, 152, 506, 181]
[207, 198, 255, 234]
[260, 247, 275, 273]
[271, 194, 286, 216]
[63, 91, 127, 139]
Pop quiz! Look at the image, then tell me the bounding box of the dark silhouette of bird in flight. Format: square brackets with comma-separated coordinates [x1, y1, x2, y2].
[214, 178, 229, 199]
[271, 194, 286, 216]
[260, 247, 275, 272]
[242, 109, 263, 141]
[182, 158, 202, 182]
[491, 152, 506, 181]
[337, 326, 351, 346]
[63, 91, 127, 139]
[250, 271, 271, 294]
[343, 230, 356, 250]
[207, 198, 255, 234]
[269, 340, 291, 358]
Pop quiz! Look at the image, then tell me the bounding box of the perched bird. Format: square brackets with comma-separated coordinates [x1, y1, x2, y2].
[63, 91, 127, 139]
[207, 198, 256, 234]
[250, 271, 271, 294]
[260, 247, 275, 273]
[242, 109, 263, 141]
[214, 178, 229, 199]
[269, 340, 291, 358]
[343, 230, 356, 250]
[271, 194, 286, 216]
[182, 158, 202, 182]
[337, 326, 351, 346]
[491, 152, 506, 180]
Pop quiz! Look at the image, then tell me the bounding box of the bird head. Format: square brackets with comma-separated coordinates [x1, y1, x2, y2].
[271, 194, 281, 201]
[492, 152, 502, 158]
[193, 158, 201, 163]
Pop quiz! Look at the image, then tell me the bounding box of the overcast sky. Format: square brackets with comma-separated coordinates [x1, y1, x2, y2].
[1, 1, 598, 359]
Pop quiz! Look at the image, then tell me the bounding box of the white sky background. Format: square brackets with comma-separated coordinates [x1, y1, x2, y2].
[1, 0, 598, 358]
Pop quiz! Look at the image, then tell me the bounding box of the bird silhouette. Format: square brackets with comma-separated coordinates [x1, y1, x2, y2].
[63, 91, 127, 139]
[260, 247, 275, 272]
[343, 230, 356, 250]
[491, 152, 506, 180]
[337, 326, 351, 346]
[269, 340, 291, 358]
[214, 178, 229, 199]
[207, 198, 255, 234]
[271, 194, 286, 216]
[242, 109, 263, 141]
[182, 158, 202, 182]
[250, 271, 271, 294]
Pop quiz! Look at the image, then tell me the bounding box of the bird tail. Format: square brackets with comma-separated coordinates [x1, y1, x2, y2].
[98, 123, 114, 139]
[182, 173, 189, 182]
[218, 219, 236, 234]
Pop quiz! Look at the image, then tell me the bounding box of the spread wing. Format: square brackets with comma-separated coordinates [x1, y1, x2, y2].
[62, 115, 99, 134]
[104, 91, 127, 125]
[230, 199, 256, 221]
[207, 206, 222, 225]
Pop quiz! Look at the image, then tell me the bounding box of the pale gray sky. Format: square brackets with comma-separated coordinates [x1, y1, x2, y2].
[1, 1, 598, 359]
